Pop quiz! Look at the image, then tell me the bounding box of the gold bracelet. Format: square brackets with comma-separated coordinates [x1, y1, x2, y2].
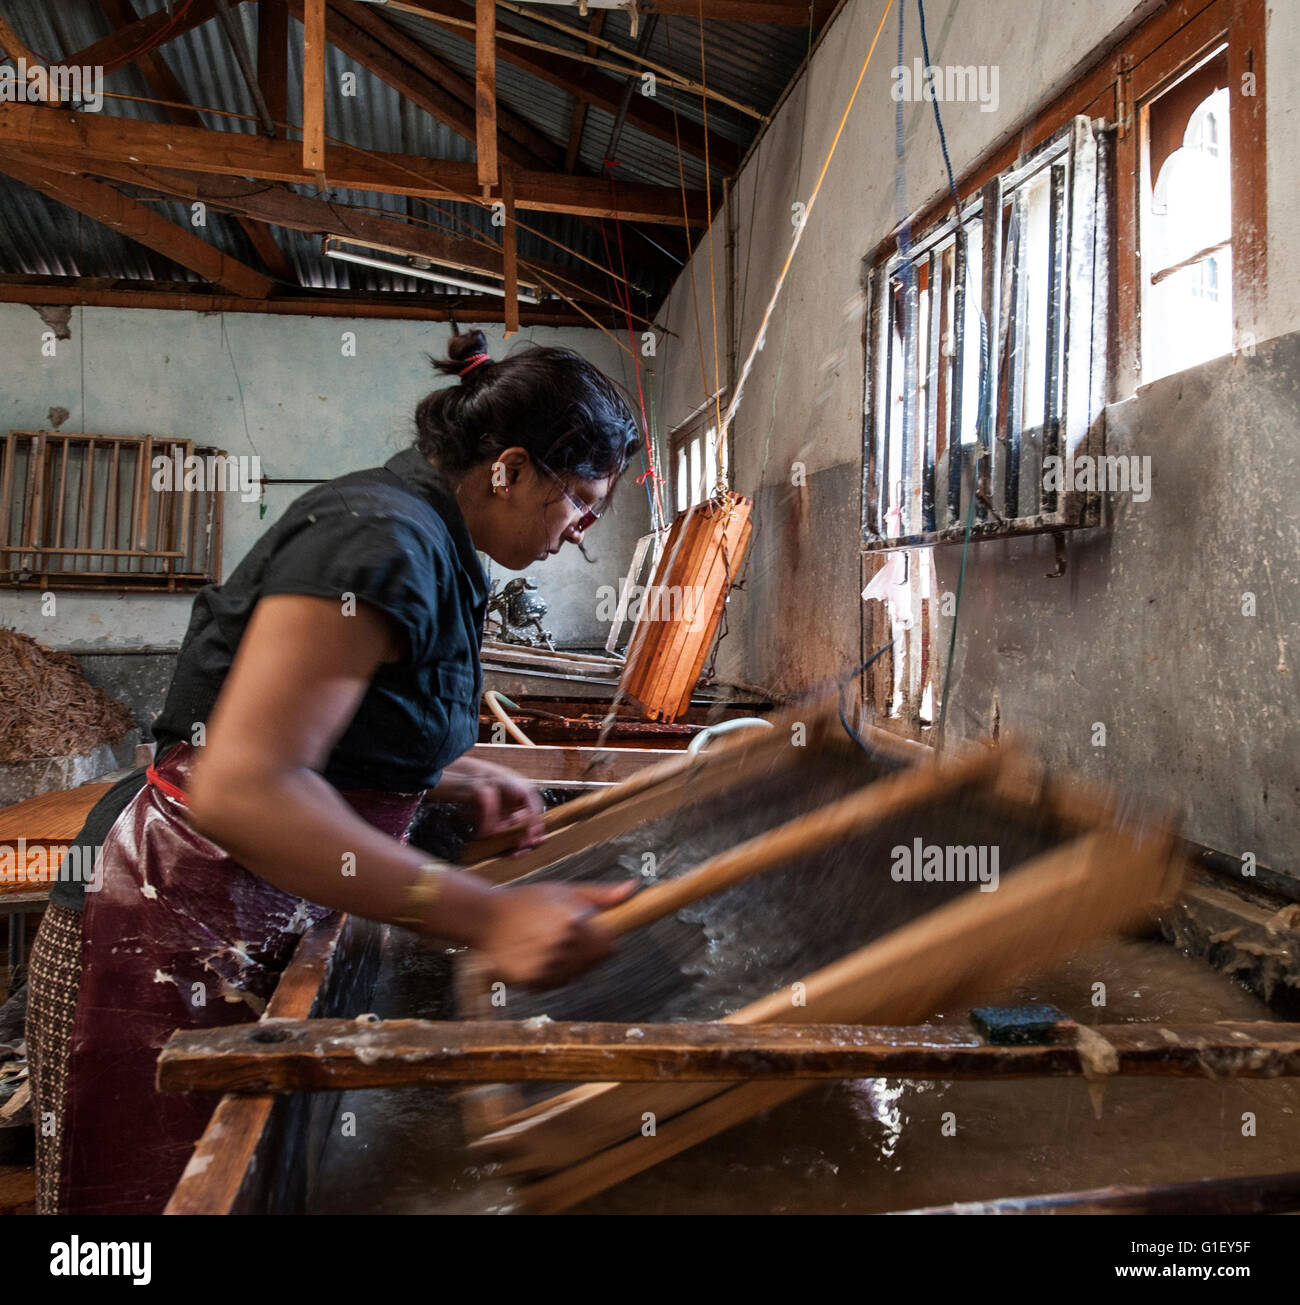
[395, 862, 449, 928]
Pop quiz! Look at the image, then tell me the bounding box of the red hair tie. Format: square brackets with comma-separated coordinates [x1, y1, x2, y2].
[458, 352, 492, 377]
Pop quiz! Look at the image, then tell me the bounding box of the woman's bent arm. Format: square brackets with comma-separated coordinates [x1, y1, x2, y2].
[185, 595, 630, 986]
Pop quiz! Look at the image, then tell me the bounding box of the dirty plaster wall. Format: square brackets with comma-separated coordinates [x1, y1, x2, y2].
[937, 338, 1300, 871]
[653, 0, 1300, 867]
[0, 305, 650, 674]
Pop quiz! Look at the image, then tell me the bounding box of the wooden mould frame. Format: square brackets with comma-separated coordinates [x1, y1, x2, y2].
[617, 492, 754, 723]
[164, 700, 1196, 1214]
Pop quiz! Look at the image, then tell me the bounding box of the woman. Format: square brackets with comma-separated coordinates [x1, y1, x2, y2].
[27, 330, 640, 1214]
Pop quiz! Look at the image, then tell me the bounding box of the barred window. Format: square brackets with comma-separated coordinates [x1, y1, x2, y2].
[862, 117, 1110, 551]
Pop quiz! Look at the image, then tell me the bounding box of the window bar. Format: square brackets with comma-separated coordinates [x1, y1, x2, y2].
[1042, 160, 1068, 517]
[933, 244, 952, 532]
[947, 228, 967, 529]
[1062, 116, 1100, 478]
[978, 176, 1004, 522]
[922, 249, 942, 534]
[0, 434, 15, 566]
[23, 432, 44, 578]
[869, 262, 892, 541]
[898, 263, 919, 536]
[1004, 190, 1029, 518]
[106, 441, 121, 566]
[51, 436, 70, 586]
[77, 438, 94, 575]
[135, 435, 153, 557]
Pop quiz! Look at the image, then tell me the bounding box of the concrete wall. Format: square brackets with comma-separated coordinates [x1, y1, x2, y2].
[0, 305, 649, 652]
[937, 336, 1300, 870]
[653, 0, 1300, 867]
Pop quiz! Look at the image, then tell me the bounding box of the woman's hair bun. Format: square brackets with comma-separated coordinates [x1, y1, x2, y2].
[432, 329, 492, 381]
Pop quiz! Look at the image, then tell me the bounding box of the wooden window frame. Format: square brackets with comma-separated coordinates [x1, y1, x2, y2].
[863, 0, 1265, 408]
[667, 393, 729, 517]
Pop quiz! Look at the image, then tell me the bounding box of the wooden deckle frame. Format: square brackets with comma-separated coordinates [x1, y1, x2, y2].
[454, 701, 1186, 1211]
[617, 493, 753, 723]
[161, 699, 1186, 1214]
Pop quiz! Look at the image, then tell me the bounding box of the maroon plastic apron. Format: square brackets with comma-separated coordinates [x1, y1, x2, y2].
[61, 742, 425, 1215]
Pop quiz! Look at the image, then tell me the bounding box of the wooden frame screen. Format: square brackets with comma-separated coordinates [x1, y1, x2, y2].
[0, 430, 225, 592]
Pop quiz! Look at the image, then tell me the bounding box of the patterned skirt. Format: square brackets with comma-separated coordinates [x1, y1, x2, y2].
[26, 904, 82, 1216]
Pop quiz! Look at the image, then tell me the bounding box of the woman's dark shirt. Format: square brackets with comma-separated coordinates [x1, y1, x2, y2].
[50, 448, 487, 912]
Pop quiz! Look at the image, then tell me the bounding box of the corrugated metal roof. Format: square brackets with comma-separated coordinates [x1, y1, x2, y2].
[0, 0, 815, 313]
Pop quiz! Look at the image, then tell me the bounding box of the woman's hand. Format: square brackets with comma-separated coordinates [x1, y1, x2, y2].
[429, 757, 544, 852]
[474, 880, 637, 989]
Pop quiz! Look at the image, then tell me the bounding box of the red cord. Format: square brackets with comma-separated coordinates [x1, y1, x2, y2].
[146, 761, 188, 806]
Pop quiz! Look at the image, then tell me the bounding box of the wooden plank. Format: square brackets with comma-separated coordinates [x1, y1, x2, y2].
[67, 0, 251, 71]
[564, 11, 605, 172]
[0, 783, 111, 845]
[96, 0, 205, 128]
[301, 0, 326, 178]
[482, 648, 619, 677]
[0, 103, 705, 222]
[467, 742, 677, 785]
[391, 0, 738, 172]
[481, 640, 616, 667]
[476, 0, 498, 191]
[482, 828, 1184, 1206]
[500, 166, 518, 335]
[0, 157, 275, 298]
[0, 16, 44, 71]
[157, 1017, 1300, 1093]
[638, 0, 835, 20]
[163, 914, 379, 1215]
[462, 699, 837, 882]
[257, 0, 290, 124]
[12, 156, 616, 306]
[286, 0, 563, 173]
[0, 276, 603, 325]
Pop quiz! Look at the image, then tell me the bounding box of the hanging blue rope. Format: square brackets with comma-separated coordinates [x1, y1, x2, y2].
[916, 0, 992, 750]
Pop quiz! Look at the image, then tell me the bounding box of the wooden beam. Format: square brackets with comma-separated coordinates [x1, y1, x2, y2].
[564, 11, 605, 173]
[67, 0, 252, 72]
[94, 0, 203, 127]
[257, 0, 290, 124]
[467, 742, 678, 784]
[94, 0, 295, 283]
[640, 1, 835, 22]
[397, 0, 738, 173]
[21, 154, 621, 305]
[0, 155, 275, 298]
[0, 14, 44, 68]
[302, 0, 326, 177]
[164, 914, 362, 1215]
[298, 0, 562, 171]
[0, 275, 612, 326]
[500, 166, 517, 334]
[0, 103, 704, 222]
[476, 0, 498, 191]
[156, 1017, 1300, 1093]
